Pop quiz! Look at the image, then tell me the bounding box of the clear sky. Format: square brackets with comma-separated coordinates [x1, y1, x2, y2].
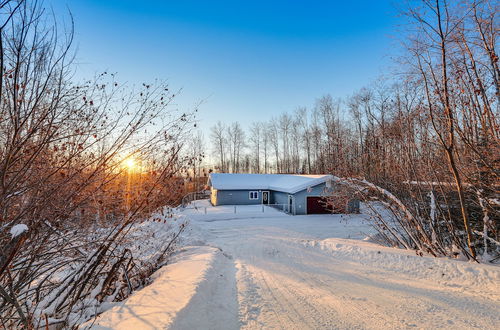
[48, 0, 402, 134]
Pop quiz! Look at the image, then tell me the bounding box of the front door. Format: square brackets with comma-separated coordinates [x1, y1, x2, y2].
[262, 191, 270, 205]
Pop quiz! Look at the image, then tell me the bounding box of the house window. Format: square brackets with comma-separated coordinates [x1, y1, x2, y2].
[249, 191, 259, 200]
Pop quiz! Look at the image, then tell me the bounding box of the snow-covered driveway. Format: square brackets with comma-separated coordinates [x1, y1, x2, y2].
[91, 201, 500, 329]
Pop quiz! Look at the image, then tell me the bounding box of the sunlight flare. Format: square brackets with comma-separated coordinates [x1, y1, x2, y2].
[122, 157, 139, 173]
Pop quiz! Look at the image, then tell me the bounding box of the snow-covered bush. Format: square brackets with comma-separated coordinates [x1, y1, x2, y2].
[331, 177, 499, 262]
[1, 208, 187, 328]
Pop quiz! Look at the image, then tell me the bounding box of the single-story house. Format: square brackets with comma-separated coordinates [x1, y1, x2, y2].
[207, 173, 337, 215]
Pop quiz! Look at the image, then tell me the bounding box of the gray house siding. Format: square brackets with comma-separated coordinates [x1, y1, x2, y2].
[292, 182, 331, 215]
[271, 191, 290, 213]
[272, 191, 288, 205]
[214, 189, 262, 206]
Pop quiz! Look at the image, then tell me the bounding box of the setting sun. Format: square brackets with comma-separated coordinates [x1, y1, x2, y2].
[122, 157, 138, 172]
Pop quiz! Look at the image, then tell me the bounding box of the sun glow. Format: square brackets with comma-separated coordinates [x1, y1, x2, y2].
[122, 157, 139, 173]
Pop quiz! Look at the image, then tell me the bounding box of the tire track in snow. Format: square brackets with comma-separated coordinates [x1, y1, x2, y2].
[254, 245, 384, 329]
[283, 240, 399, 328]
[239, 239, 353, 329]
[252, 267, 298, 329]
[236, 262, 267, 329]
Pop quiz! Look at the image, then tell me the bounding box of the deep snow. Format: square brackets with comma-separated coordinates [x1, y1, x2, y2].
[88, 200, 500, 329]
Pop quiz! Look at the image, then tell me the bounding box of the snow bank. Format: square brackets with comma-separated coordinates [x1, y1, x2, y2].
[303, 238, 500, 296]
[84, 246, 219, 329]
[10, 224, 28, 238]
[168, 248, 239, 329]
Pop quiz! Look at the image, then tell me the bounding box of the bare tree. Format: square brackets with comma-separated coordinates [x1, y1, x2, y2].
[249, 122, 261, 173]
[187, 131, 205, 190]
[278, 113, 292, 173]
[407, 0, 477, 259]
[210, 121, 227, 172]
[226, 122, 245, 173]
[296, 107, 312, 173]
[262, 123, 270, 173]
[269, 118, 281, 173]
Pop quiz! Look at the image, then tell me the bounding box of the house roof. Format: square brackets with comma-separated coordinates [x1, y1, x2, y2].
[208, 173, 333, 194]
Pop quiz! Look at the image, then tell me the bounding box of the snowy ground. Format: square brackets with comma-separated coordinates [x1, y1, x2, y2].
[88, 200, 500, 329]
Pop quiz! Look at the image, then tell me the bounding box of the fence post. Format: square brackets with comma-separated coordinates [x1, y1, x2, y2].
[234, 205, 236, 214]
[204, 207, 207, 214]
[262, 205, 264, 213]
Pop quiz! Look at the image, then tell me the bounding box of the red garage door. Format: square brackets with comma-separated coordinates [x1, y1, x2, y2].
[306, 196, 333, 214]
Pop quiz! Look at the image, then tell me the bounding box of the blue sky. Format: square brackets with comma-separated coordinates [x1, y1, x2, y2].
[49, 0, 401, 134]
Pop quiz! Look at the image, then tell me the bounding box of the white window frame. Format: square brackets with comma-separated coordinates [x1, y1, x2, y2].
[249, 191, 259, 200]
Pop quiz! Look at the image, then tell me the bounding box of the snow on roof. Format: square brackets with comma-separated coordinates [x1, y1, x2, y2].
[208, 173, 333, 194]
